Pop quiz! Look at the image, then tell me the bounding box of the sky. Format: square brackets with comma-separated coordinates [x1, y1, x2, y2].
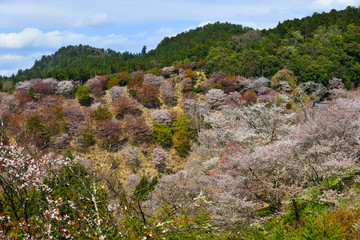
[0, 0, 358, 76]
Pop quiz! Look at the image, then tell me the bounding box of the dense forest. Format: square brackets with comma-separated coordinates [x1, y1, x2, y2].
[0, 6, 360, 239]
[1, 6, 359, 87]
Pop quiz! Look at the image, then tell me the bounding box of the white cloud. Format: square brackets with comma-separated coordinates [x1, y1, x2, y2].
[0, 25, 183, 76]
[0, 54, 23, 64]
[0, 69, 19, 76]
[73, 13, 115, 28]
[0, 28, 129, 49]
[309, 0, 358, 10]
[0, 52, 52, 76]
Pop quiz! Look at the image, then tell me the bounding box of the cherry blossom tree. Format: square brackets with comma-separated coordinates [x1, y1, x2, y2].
[162, 66, 175, 78]
[159, 83, 177, 106]
[56, 80, 75, 97]
[144, 73, 163, 87]
[108, 86, 127, 101]
[152, 147, 170, 173]
[205, 89, 226, 109]
[151, 109, 173, 126]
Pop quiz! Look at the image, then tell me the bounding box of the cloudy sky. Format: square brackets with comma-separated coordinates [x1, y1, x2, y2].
[0, 0, 358, 76]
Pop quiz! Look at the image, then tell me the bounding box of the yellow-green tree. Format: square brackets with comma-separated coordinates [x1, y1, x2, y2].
[271, 69, 297, 88]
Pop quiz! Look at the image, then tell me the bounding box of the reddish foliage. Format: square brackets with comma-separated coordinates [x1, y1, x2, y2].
[90, 83, 104, 98]
[127, 77, 144, 98]
[62, 106, 85, 134]
[86, 75, 109, 89]
[113, 97, 142, 119]
[174, 62, 184, 70]
[123, 115, 150, 143]
[96, 119, 124, 149]
[201, 71, 227, 92]
[182, 91, 196, 102]
[217, 76, 238, 93]
[201, 78, 217, 92]
[181, 78, 194, 93]
[131, 70, 145, 79]
[37, 95, 65, 108]
[136, 84, 160, 108]
[196, 59, 205, 69]
[242, 90, 257, 105]
[184, 62, 196, 70]
[14, 90, 32, 108]
[33, 82, 54, 96]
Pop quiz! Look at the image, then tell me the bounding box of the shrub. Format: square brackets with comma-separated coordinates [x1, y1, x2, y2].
[96, 119, 123, 150]
[136, 84, 160, 108]
[107, 71, 130, 89]
[113, 97, 142, 119]
[184, 69, 197, 81]
[33, 81, 54, 97]
[152, 147, 170, 173]
[172, 130, 191, 157]
[242, 90, 257, 105]
[93, 105, 112, 122]
[108, 86, 127, 101]
[127, 76, 143, 98]
[160, 83, 177, 106]
[124, 115, 150, 143]
[76, 85, 92, 106]
[77, 127, 95, 149]
[152, 122, 173, 148]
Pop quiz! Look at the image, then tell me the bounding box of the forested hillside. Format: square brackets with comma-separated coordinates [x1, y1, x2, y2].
[1, 6, 359, 88]
[0, 6, 360, 239]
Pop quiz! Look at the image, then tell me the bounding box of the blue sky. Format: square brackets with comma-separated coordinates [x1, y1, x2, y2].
[0, 0, 358, 76]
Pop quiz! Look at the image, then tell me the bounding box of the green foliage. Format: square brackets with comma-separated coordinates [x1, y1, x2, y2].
[210, 83, 223, 89]
[2, 81, 15, 93]
[152, 122, 172, 147]
[271, 69, 298, 88]
[146, 68, 162, 76]
[27, 86, 34, 99]
[133, 176, 158, 201]
[172, 130, 191, 157]
[77, 128, 95, 148]
[63, 148, 75, 160]
[5, 7, 360, 88]
[171, 114, 194, 136]
[193, 85, 203, 93]
[75, 85, 92, 106]
[93, 105, 112, 122]
[26, 115, 44, 135]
